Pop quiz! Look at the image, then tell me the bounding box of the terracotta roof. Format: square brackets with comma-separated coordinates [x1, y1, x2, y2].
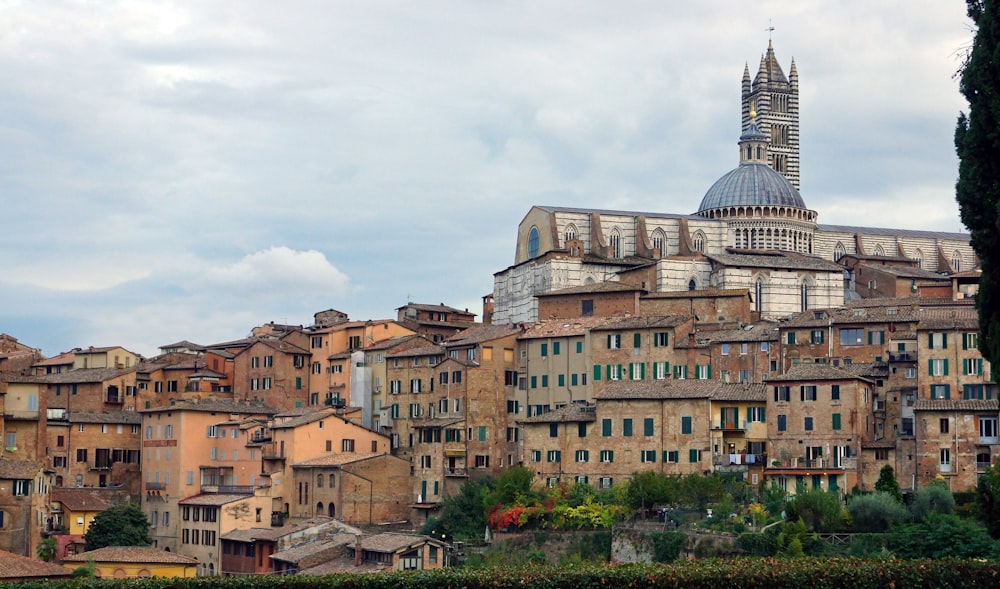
[712, 382, 767, 402]
[270, 536, 354, 563]
[310, 319, 399, 334]
[705, 321, 779, 343]
[364, 335, 422, 351]
[5, 366, 134, 384]
[293, 452, 384, 468]
[640, 288, 750, 300]
[858, 263, 951, 280]
[596, 379, 718, 401]
[270, 408, 340, 429]
[517, 317, 609, 340]
[387, 346, 445, 358]
[141, 398, 278, 415]
[51, 488, 111, 512]
[220, 517, 337, 542]
[361, 532, 444, 553]
[0, 459, 43, 479]
[519, 403, 597, 424]
[765, 365, 870, 382]
[178, 493, 252, 506]
[0, 549, 73, 579]
[842, 362, 889, 379]
[590, 315, 690, 331]
[409, 417, 464, 429]
[862, 441, 897, 450]
[534, 282, 646, 297]
[917, 306, 979, 330]
[446, 325, 520, 346]
[69, 411, 142, 425]
[32, 352, 75, 367]
[62, 546, 197, 565]
[299, 558, 387, 575]
[913, 399, 1000, 412]
[159, 340, 203, 350]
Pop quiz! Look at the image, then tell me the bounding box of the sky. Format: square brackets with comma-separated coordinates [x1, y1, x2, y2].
[0, 1, 977, 358]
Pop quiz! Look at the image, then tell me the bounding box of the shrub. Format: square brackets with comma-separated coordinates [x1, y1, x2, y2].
[737, 531, 777, 556]
[848, 492, 907, 532]
[888, 513, 999, 559]
[650, 531, 686, 562]
[908, 482, 955, 521]
[785, 489, 844, 532]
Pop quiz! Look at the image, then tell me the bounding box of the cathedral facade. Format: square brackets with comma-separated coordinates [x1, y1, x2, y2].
[492, 42, 974, 325]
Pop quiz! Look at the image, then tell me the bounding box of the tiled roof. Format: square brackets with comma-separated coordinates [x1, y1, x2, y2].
[178, 493, 252, 506]
[5, 367, 134, 384]
[51, 488, 111, 512]
[765, 365, 870, 382]
[913, 399, 1000, 412]
[591, 315, 690, 331]
[361, 533, 443, 553]
[409, 417, 464, 429]
[519, 403, 597, 424]
[706, 251, 843, 272]
[310, 319, 398, 334]
[240, 338, 310, 356]
[704, 321, 779, 343]
[0, 459, 43, 479]
[862, 441, 897, 450]
[517, 317, 610, 340]
[783, 304, 920, 328]
[62, 546, 197, 564]
[858, 263, 951, 280]
[534, 282, 646, 297]
[842, 362, 889, 379]
[32, 352, 75, 367]
[300, 558, 387, 575]
[0, 548, 73, 579]
[364, 335, 422, 351]
[816, 223, 970, 242]
[69, 411, 142, 425]
[221, 517, 337, 542]
[141, 398, 278, 415]
[293, 452, 384, 468]
[712, 383, 767, 402]
[270, 536, 354, 563]
[397, 303, 476, 315]
[446, 325, 520, 346]
[270, 408, 339, 429]
[387, 346, 445, 358]
[916, 306, 979, 330]
[159, 340, 203, 350]
[595, 380, 718, 401]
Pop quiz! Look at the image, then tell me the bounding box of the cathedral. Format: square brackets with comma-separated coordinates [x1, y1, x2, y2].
[492, 41, 975, 325]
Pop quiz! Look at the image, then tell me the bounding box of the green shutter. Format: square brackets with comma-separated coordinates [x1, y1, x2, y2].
[629, 363, 635, 380]
[640, 362, 646, 379]
[929, 333, 934, 348]
[928, 360, 933, 376]
[867, 331, 873, 345]
[832, 413, 841, 430]
[943, 334, 948, 349]
[944, 359, 949, 376]
[963, 333, 968, 350]
[978, 358, 984, 375]
[594, 365, 601, 381]
[760, 406, 766, 422]
[707, 365, 712, 379]
[634, 333, 642, 348]
[606, 365, 611, 379]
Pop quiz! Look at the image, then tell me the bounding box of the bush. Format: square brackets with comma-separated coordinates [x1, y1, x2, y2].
[650, 531, 686, 562]
[907, 483, 955, 521]
[888, 513, 999, 559]
[737, 531, 777, 556]
[848, 492, 907, 532]
[785, 490, 844, 532]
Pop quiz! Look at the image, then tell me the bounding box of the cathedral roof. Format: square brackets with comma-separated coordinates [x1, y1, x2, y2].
[697, 163, 806, 212]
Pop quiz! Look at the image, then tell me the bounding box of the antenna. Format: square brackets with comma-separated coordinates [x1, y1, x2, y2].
[766, 19, 774, 41]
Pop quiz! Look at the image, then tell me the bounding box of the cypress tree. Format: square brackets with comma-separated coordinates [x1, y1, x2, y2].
[956, 0, 1000, 390]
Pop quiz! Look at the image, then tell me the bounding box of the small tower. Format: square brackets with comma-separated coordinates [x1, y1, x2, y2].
[741, 39, 800, 189]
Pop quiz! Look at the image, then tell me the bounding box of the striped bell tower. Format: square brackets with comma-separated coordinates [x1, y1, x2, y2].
[741, 40, 800, 189]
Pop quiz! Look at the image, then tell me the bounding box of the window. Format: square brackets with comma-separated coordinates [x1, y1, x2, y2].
[599, 477, 613, 489]
[930, 384, 951, 400]
[747, 407, 765, 422]
[609, 229, 622, 258]
[929, 359, 949, 377]
[582, 300, 594, 317]
[607, 334, 621, 349]
[939, 418, 950, 434]
[540, 343, 548, 357]
[695, 364, 711, 379]
[981, 417, 999, 444]
[640, 450, 656, 463]
[964, 358, 984, 376]
[868, 331, 885, 345]
[786, 331, 796, 344]
[653, 362, 669, 380]
[553, 341, 561, 355]
[810, 330, 824, 344]
[575, 450, 589, 463]
[602, 419, 612, 436]
[940, 448, 952, 472]
[12, 480, 30, 496]
[528, 227, 540, 258]
[623, 418, 633, 437]
[832, 413, 842, 431]
[410, 379, 422, 393]
[681, 416, 692, 434]
[342, 439, 355, 452]
[530, 450, 541, 463]
[721, 344, 730, 355]
[689, 448, 701, 463]
[929, 332, 948, 349]
[673, 365, 687, 379]
[549, 423, 558, 438]
[839, 328, 864, 346]
[76, 449, 88, 462]
[600, 450, 614, 463]
[804, 417, 814, 431]
[831, 385, 840, 401]
[546, 450, 561, 463]
[777, 414, 787, 432]
[801, 386, 817, 401]
[774, 386, 790, 402]
[664, 450, 679, 463]
[963, 332, 980, 350]
[390, 380, 401, 394]
[644, 417, 654, 436]
[653, 332, 669, 347]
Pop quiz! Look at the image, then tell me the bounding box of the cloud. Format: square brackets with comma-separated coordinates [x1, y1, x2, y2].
[201, 246, 350, 295]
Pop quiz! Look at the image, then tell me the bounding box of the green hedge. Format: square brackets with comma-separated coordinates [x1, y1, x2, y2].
[8, 559, 1000, 589]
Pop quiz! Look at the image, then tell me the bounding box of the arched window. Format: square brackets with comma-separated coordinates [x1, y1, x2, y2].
[951, 251, 962, 272]
[564, 224, 578, 246]
[833, 242, 846, 262]
[755, 278, 764, 313]
[609, 229, 622, 258]
[208, 563, 215, 577]
[688, 279, 697, 291]
[874, 244, 885, 257]
[913, 249, 923, 268]
[651, 229, 666, 257]
[800, 282, 809, 312]
[692, 231, 705, 252]
[328, 503, 336, 517]
[316, 474, 324, 488]
[527, 227, 540, 258]
[317, 502, 324, 515]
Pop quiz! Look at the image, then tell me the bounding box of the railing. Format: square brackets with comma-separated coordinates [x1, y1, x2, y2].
[201, 484, 255, 495]
[711, 420, 750, 432]
[271, 513, 285, 527]
[261, 444, 285, 460]
[146, 481, 167, 491]
[445, 468, 468, 477]
[46, 409, 68, 421]
[888, 352, 915, 363]
[250, 432, 271, 443]
[713, 453, 766, 466]
[980, 436, 1000, 445]
[978, 461, 992, 472]
[105, 394, 124, 404]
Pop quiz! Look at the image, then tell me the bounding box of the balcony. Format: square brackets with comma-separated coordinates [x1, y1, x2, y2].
[2, 409, 39, 420]
[980, 435, 1000, 445]
[250, 431, 272, 444]
[146, 481, 167, 491]
[105, 394, 124, 405]
[201, 484, 255, 495]
[261, 444, 285, 461]
[46, 409, 69, 421]
[444, 468, 469, 478]
[713, 453, 766, 467]
[888, 352, 915, 363]
[271, 512, 285, 527]
[42, 524, 67, 536]
[711, 420, 750, 432]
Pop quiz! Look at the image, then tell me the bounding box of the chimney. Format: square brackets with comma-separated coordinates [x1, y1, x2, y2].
[354, 534, 363, 566]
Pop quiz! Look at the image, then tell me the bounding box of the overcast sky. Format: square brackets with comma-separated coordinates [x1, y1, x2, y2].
[0, 1, 975, 357]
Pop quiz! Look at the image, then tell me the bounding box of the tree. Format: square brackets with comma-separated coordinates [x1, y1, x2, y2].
[784, 489, 843, 532]
[84, 504, 151, 551]
[956, 0, 1000, 381]
[421, 477, 493, 541]
[36, 537, 57, 562]
[908, 480, 955, 521]
[976, 457, 1000, 538]
[888, 513, 999, 559]
[848, 492, 907, 532]
[874, 465, 903, 503]
[624, 471, 679, 511]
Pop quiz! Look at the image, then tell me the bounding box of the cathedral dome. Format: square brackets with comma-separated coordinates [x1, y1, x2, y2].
[696, 163, 806, 212]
